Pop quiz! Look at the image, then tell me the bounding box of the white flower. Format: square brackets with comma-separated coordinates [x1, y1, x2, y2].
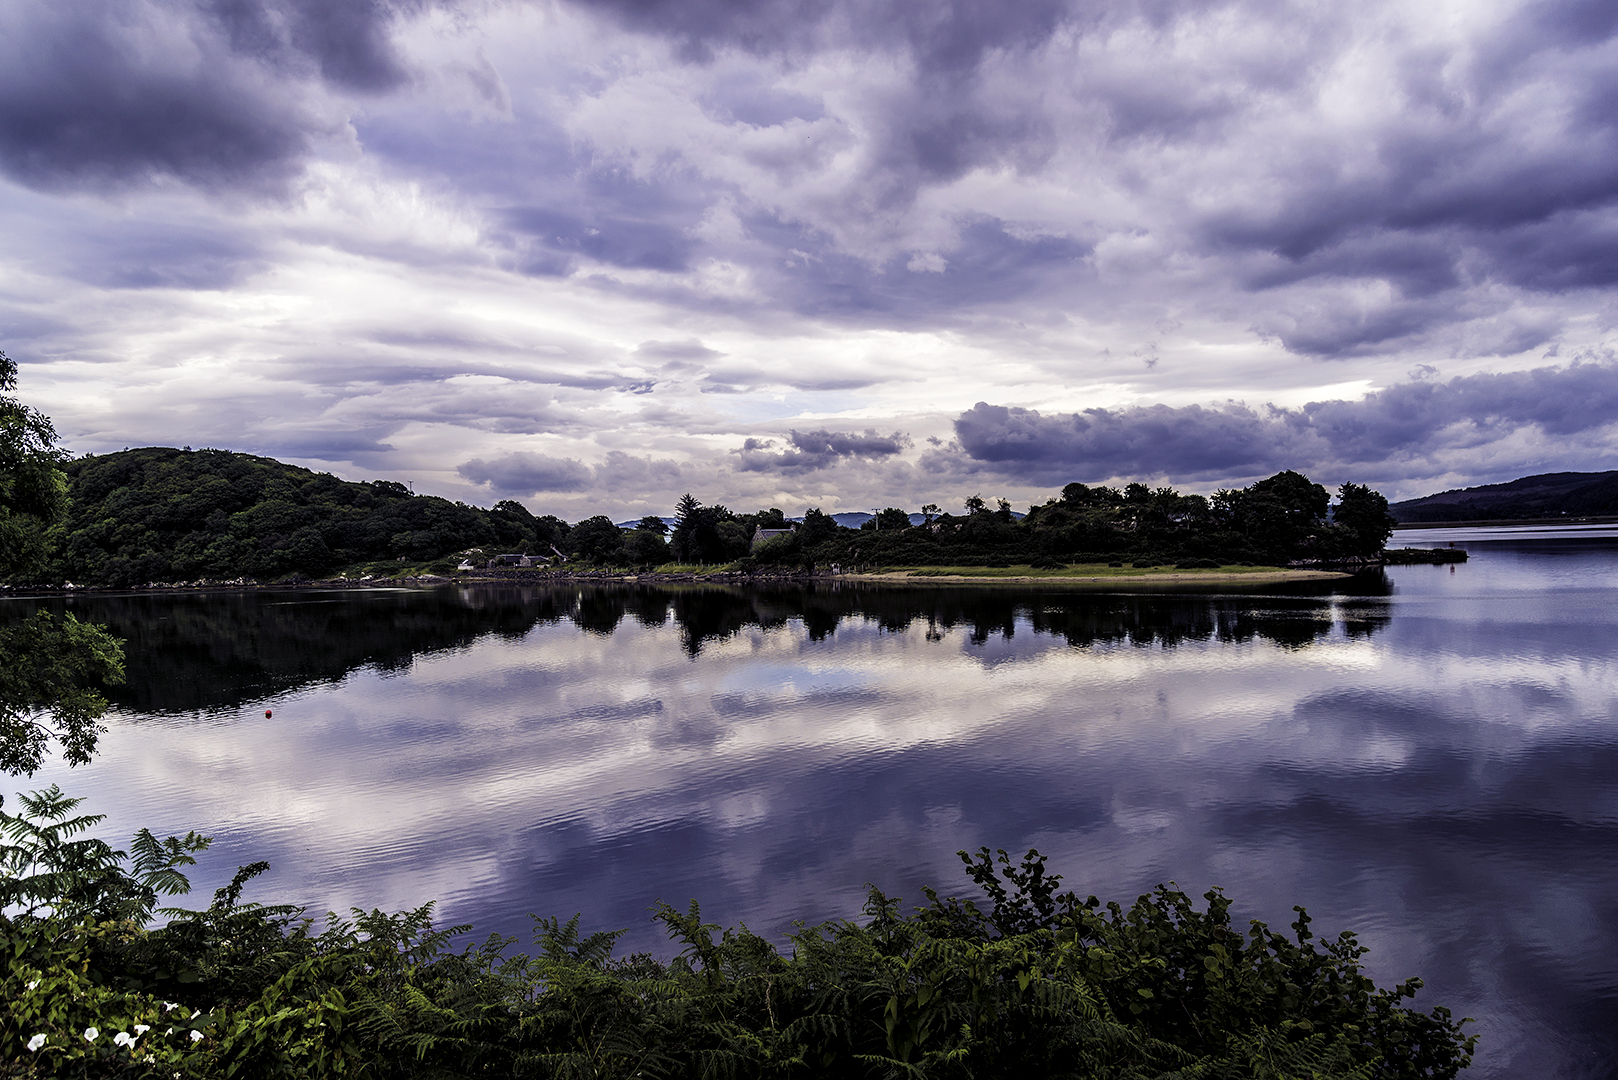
[134, 1025, 150, 1036]
[113, 1032, 135, 1048]
[25, 980, 38, 990]
[84, 1027, 99, 1042]
[26, 1034, 46, 1052]
[188, 1030, 204, 1043]
[162, 1002, 178, 1012]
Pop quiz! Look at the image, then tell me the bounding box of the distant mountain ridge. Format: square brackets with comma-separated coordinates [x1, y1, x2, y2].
[1391, 470, 1618, 522]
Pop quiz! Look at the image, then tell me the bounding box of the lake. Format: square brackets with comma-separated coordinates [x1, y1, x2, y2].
[7, 530, 1618, 1079]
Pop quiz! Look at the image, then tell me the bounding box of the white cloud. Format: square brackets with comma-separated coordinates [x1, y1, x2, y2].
[3, 0, 1618, 516]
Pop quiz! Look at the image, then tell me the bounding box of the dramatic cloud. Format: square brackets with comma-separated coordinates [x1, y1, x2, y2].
[946, 357, 1618, 485]
[734, 428, 911, 474]
[6, 0, 1618, 515]
[458, 448, 699, 500]
[458, 451, 592, 495]
[0, 0, 388, 191]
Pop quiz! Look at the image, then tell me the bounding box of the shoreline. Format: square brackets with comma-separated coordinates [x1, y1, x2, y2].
[2, 565, 1355, 596]
[838, 568, 1352, 587]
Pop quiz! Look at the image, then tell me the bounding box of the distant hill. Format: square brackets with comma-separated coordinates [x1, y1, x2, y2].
[49, 447, 558, 586]
[1391, 470, 1618, 523]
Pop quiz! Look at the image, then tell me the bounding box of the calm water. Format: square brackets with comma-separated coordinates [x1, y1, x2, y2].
[7, 534, 1618, 1079]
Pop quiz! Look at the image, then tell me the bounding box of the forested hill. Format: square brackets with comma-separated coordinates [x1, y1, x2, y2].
[1390, 470, 1618, 523]
[35, 448, 1400, 586]
[49, 447, 561, 587]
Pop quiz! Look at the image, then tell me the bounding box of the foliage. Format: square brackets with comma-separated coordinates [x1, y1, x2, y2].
[34, 436, 1403, 584]
[0, 353, 71, 584]
[751, 471, 1399, 573]
[43, 448, 553, 586]
[0, 356, 129, 778]
[567, 515, 627, 564]
[623, 524, 671, 567]
[0, 614, 126, 776]
[1, 790, 1475, 1079]
[1333, 484, 1398, 557]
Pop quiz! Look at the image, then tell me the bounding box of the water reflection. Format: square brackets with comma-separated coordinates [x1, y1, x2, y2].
[14, 578, 1393, 712]
[5, 555, 1615, 1080]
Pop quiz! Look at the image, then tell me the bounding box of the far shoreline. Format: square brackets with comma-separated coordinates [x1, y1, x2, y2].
[838, 567, 1352, 587]
[1, 564, 1358, 597]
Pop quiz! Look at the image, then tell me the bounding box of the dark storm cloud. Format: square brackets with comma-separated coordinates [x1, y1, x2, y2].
[457, 451, 594, 495]
[0, 0, 430, 192]
[577, 0, 1071, 74]
[552, 0, 1618, 353]
[945, 357, 1618, 482]
[207, 0, 418, 92]
[244, 430, 397, 457]
[734, 428, 910, 474]
[457, 448, 696, 498]
[0, 7, 310, 190]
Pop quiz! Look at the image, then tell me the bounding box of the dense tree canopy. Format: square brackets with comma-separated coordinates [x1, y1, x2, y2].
[42, 448, 551, 586]
[744, 471, 1399, 572]
[19, 440, 1401, 585]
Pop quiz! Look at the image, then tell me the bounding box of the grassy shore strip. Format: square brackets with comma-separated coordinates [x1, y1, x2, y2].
[846, 563, 1352, 585]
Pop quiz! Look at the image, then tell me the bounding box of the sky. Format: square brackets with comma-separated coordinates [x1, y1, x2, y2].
[2, 0, 1617, 520]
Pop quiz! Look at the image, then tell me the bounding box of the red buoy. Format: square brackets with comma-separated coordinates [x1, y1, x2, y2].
[264, 709, 273, 718]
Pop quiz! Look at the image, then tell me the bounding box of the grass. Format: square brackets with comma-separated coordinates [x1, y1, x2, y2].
[897, 563, 1286, 578]
[328, 556, 463, 580]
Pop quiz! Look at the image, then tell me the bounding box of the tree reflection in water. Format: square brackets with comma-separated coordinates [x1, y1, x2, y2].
[10, 575, 1392, 713]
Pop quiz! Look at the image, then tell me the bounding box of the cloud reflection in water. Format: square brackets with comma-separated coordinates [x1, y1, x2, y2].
[12, 558, 1618, 1079]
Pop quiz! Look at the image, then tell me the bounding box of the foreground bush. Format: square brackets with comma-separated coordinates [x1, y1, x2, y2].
[2, 788, 1474, 1079]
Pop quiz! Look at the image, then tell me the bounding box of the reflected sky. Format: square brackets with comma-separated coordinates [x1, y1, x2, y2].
[7, 544, 1618, 1080]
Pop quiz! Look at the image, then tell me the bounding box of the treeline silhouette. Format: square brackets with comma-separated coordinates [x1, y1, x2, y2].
[36, 447, 1396, 587]
[1390, 469, 1618, 522]
[21, 582, 1390, 713]
[738, 474, 1395, 571]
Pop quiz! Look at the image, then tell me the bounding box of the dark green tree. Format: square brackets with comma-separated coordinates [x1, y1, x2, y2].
[623, 525, 669, 566]
[1334, 481, 1398, 557]
[0, 352, 67, 581]
[796, 507, 839, 546]
[669, 495, 737, 563]
[0, 351, 128, 775]
[488, 499, 540, 550]
[0, 614, 126, 775]
[715, 518, 751, 559]
[567, 516, 626, 563]
[1216, 470, 1331, 561]
[875, 507, 911, 530]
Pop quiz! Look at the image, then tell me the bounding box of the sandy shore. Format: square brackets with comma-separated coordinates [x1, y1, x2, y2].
[840, 568, 1353, 587]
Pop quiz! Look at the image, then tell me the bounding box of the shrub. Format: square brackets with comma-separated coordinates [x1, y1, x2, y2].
[2, 793, 1477, 1079]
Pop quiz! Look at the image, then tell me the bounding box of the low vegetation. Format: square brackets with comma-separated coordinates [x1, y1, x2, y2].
[3, 788, 1475, 1079]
